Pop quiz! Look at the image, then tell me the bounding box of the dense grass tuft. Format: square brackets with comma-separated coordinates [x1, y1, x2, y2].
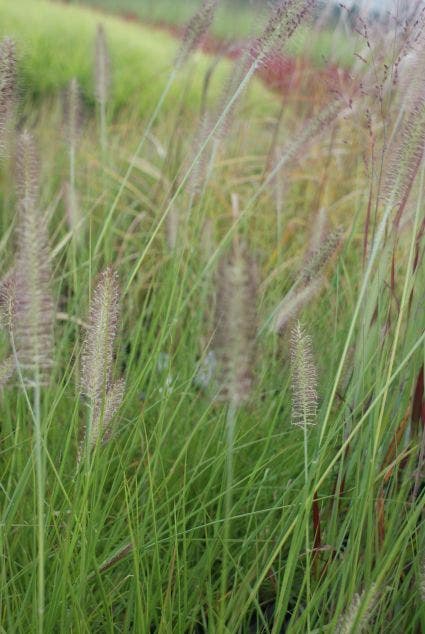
[0, 1, 425, 633]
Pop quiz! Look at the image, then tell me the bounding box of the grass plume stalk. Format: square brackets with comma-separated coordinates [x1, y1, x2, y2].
[290, 321, 318, 632]
[12, 131, 54, 634]
[213, 241, 257, 630]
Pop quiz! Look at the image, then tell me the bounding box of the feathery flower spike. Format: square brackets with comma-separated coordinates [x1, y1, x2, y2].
[13, 131, 54, 384]
[0, 37, 16, 155]
[80, 267, 124, 450]
[214, 242, 258, 406]
[94, 24, 110, 106]
[63, 77, 83, 147]
[290, 321, 318, 427]
[175, 0, 219, 70]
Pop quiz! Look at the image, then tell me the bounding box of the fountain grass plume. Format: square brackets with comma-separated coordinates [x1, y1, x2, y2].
[255, 0, 317, 64]
[300, 225, 344, 285]
[383, 96, 425, 218]
[81, 266, 124, 451]
[0, 37, 16, 156]
[94, 24, 110, 107]
[13, 131, 54, 383]
[0, 354, 15, 389]
[273, 277, 323, 333]
[214, 241, 258, 406]
[0, 268, 15, 332]
[63, 78, 82, 145]
[290, 320, 318, 428]
[174, 0, 219, 70]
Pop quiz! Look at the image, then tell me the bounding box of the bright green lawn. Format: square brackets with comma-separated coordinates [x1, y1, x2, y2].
[67, 0, 359, 67]
[0, 0, 275, 117]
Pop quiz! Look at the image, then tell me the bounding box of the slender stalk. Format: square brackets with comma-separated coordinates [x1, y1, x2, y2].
[33, 372, 44, 634]
[219, 401, 237, 632]
[303, 423, 311, 633]
[69, 142, 79, 292]
[99, 99, 107, 170]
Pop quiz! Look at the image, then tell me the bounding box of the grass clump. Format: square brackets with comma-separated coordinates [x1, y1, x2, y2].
[0, 1, 425, 633]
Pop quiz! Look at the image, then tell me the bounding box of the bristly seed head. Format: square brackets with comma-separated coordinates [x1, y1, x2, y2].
[13, 131, 54, 384]
[174, 0, 219, 69]
[63, 77, 83, 148]
[0, 268, 15, 332]
[80, 266, 125, 451]
[273, 278, 323, 333]
[16, 129, 39, 206]
[383, 96, 425, 214]
[290, 321, 318, 427]
[214, 242, 258, 406]
[0, 37, 16, 156]
[94, 24, 110, 106]
[81, 266, 120, 404]
[300, 226, 344, 285]
[0, 355, 15, 390]
[254, 0, 316, 66]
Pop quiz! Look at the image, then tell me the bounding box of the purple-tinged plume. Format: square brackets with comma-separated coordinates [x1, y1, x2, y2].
[80, 266, 125, 449]
[13, 131, 54, 384]
[175, 0, 219, 70]
[254, 0, 316, 65]
[0, 268, 15, 332]
[383, 96, 425, 217]
[0, 37, 16, 156]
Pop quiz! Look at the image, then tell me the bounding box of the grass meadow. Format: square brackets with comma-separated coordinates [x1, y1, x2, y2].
[0, 0, 424, 632]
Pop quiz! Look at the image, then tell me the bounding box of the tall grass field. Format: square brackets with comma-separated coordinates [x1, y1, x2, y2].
[0, 0, 424, 632]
